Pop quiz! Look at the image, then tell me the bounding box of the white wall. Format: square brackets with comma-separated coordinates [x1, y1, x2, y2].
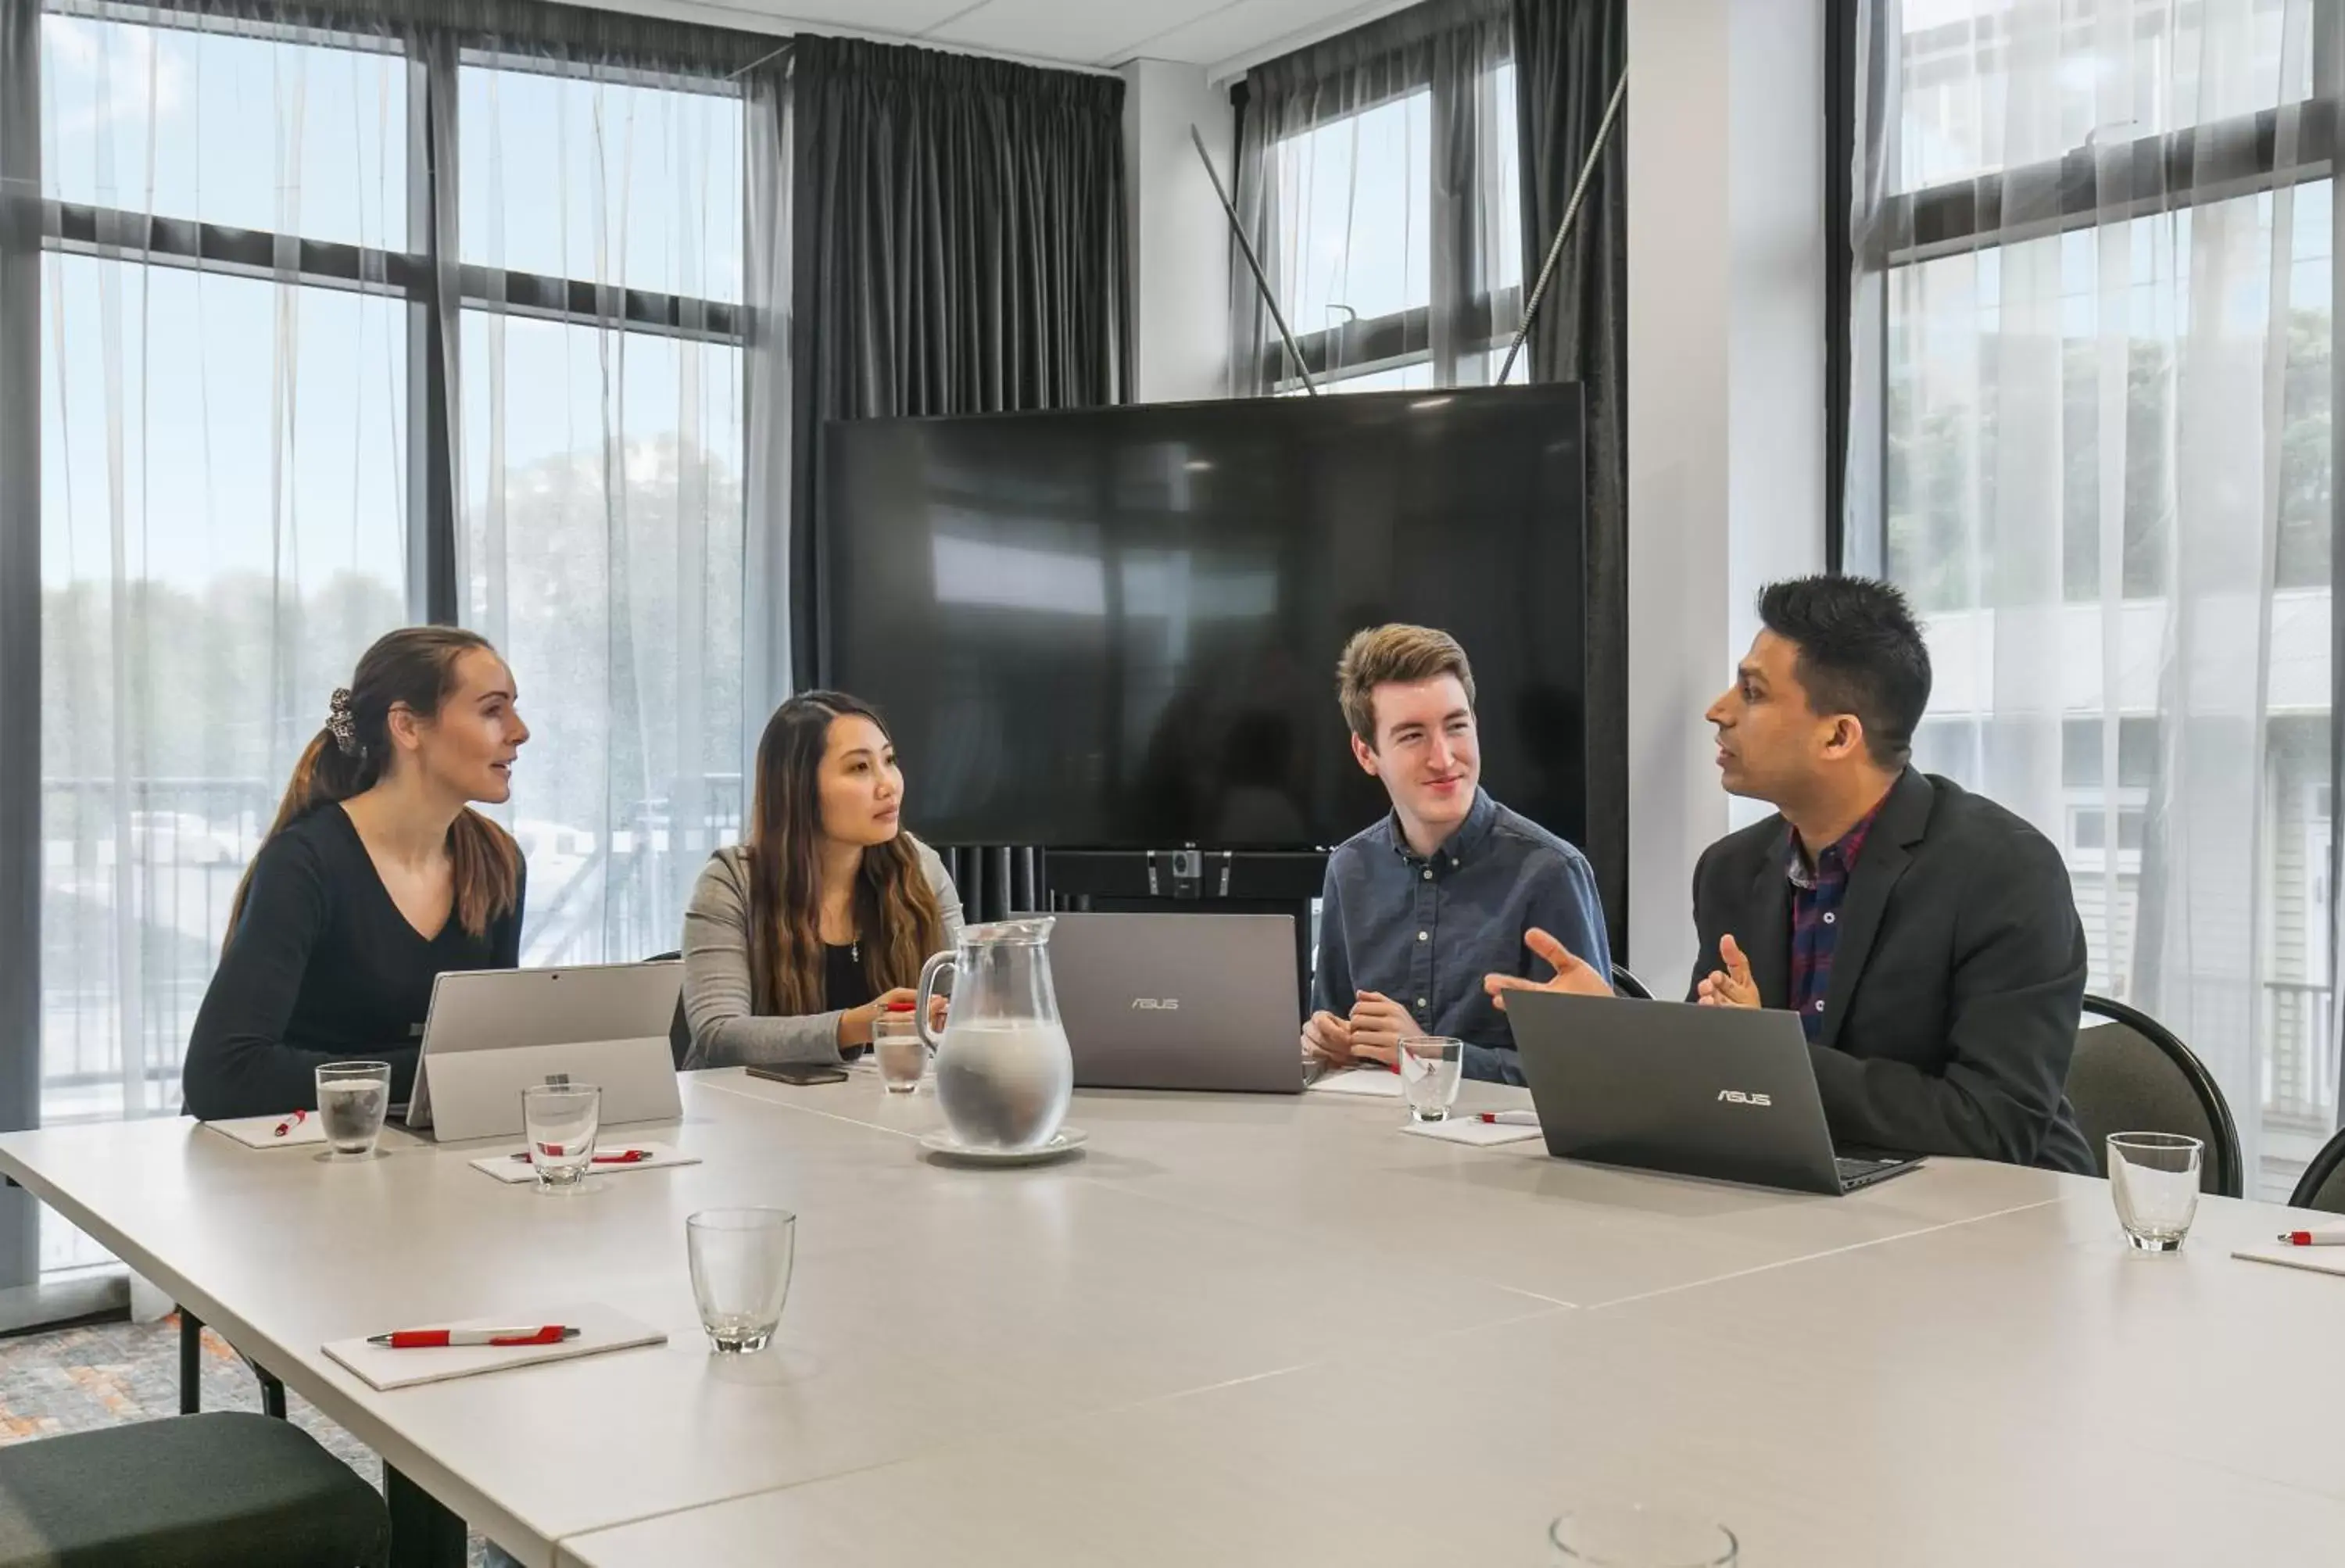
[1119, 59, 1232, 403]
[1624, 0, 1828, 986]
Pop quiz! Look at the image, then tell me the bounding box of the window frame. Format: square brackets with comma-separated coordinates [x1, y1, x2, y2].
[1255, 59, 1523, 396]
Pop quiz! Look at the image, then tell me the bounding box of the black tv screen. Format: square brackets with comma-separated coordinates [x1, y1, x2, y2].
[818, 387, 1585, 851]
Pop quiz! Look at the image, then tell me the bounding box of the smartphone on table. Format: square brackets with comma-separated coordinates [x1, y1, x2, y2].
[745, 1063, 850, 1087]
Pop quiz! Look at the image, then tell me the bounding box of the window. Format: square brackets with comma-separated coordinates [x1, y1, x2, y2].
[1851, 0, 2333, 1201]
[1232, 2, 1520, 396]
[456, 62, 747, 966]
[22, 2, 762, 1283]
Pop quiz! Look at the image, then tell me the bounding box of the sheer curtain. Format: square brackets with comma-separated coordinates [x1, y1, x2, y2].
[455, 20, 765, 969]
[17, 0, 782, 1285]
[1849, 0, 2332, 1198]
[1229, 0, 1520, 396]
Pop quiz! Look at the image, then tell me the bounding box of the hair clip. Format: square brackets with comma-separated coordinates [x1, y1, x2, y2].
[327, 687, 360, 757]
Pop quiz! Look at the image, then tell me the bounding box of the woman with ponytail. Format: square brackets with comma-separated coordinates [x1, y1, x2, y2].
[182, 627, 531, 1120]
[680, 692, 961, 1067]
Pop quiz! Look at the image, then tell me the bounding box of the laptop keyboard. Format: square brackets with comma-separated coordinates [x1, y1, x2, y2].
[1834, 1155, 1907, 1189]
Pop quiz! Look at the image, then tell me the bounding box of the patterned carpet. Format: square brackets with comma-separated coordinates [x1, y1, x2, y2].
[0, 1312, 491, 1564]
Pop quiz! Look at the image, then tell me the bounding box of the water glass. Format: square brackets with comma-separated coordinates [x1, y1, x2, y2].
[687, 1208, 796, 1353]
[314, 1062, 391, 1159]
[523, 1084, 602, 1193]
[1398, 1036, 1464, 1122]
[1551, 1505, 1738, 1566]
[2107, 1131, 2203, 1251]
[872, 1012, 926, 1094]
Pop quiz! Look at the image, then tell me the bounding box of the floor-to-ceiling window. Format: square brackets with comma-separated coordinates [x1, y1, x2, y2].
[1847, 0, 2334, 1198]
[14, 0, 770, 1281]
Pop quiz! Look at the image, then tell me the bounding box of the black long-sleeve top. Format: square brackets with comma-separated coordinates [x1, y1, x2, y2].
[182, 805, 525, 1120]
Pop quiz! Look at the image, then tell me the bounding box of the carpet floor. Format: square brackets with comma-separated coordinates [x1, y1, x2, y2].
[0, 1312, 493, 1564]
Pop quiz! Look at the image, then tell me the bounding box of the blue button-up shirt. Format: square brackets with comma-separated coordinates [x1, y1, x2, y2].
[1312, 789, 1613, 1084]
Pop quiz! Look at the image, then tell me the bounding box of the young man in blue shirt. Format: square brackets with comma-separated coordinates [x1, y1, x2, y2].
[1303, 625, 1612, 1084]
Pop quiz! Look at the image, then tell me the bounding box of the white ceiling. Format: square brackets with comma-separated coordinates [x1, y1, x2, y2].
[623, 0, 1412, 77]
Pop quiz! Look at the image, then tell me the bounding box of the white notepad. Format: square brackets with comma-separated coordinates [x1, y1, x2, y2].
[324, 1302, 667, 1391]
[467, 1142, 700, 1185]
[2232, 1244, 2345, 1280]
[1400, 1116, 1542, 1147]
[205, 1113, 328, 1150]
[1306, 1069, 1404, 1099]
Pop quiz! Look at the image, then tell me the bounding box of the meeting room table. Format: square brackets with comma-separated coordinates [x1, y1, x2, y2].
[1, 1066, 2338, 1566]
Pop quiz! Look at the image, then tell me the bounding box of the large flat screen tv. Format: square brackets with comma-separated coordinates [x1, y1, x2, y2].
[818, 387, 1585, 852]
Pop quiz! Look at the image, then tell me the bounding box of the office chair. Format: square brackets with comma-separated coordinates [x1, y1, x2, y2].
[2064, 993, 2243, 1198]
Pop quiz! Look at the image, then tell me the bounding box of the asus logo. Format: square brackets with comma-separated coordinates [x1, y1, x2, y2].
[1131, 998, 1180, 1011]
[1716, 1089, 1772, 1107]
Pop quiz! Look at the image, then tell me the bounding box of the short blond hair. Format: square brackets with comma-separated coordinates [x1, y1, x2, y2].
[1336, 625, 1477, 747]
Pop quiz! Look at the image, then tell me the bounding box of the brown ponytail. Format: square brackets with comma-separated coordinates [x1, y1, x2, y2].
[226, 627, 523, 943]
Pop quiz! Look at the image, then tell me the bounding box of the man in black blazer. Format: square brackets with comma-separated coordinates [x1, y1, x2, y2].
[1491, 576, 2096, 1174]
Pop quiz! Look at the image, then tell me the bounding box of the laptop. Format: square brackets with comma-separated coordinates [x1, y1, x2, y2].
[1040, 912, 1305, 1094]
[1504, 988, 1923, 1195]
[406, 961, 686, 1143]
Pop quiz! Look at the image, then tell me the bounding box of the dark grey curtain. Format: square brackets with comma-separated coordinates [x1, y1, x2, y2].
[788, 36, 1129, 683]
[1512, 0, 1626, 943]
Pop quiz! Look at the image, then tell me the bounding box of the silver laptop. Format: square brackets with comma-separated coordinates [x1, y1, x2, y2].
[406, 961, 685, 1143]
[1505, 989, 1923, 1195]
[1040, 913, 1304, 1094]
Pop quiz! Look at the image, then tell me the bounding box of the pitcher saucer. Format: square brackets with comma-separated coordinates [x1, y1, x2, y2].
[918, 1128, 1088, 1167]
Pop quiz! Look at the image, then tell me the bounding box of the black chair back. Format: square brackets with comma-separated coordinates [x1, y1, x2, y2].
[1609, 963, 1654, 1001]
[2289, 1126, 2345, 1213]
[647, 950, 690, 1068]
[2064, 994, 2243, 1198]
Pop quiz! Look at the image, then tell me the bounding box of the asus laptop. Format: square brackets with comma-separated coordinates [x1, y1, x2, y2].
[1041, 912, 1305, 1094]
[1505, 988, 1923, 1195]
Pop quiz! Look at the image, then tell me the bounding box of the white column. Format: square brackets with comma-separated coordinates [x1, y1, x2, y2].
[1119, 59, 1232, 403]
[1624, 0, 1828, 987]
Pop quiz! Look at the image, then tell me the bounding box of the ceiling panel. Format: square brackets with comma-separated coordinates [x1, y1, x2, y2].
[1123, 0, 1396, 72]
[922, 0, 1236, 64]
[598, 0, 1396, 71]
[685, 0, 992, 41]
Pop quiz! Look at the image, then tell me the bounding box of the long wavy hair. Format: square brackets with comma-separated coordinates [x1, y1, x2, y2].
[744, 692, 944, 1015]
[227, 627, 523, 943]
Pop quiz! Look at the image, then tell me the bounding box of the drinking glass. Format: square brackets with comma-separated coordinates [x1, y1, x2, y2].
[523, 1084, 602, 1193]
[2107, 1132, 2203, 1251]
[1398, 1036, 1463, 1122]
[687, 1208, 797, 1353]
[872, 1012, 926, 1094]
[1550, 1505, 1738, 1566]
[314, 1062, 391, 1160]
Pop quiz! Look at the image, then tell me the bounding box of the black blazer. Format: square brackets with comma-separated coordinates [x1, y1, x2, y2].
[1688, 768, 2096, 1174]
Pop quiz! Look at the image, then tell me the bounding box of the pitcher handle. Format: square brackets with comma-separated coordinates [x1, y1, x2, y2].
[915, 952, 954, 1050]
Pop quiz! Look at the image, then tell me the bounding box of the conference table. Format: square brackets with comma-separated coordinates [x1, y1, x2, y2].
[2, 1068, 2340, 1566]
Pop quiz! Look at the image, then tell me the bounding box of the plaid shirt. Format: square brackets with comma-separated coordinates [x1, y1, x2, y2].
[1785, 799, 1889, 1043]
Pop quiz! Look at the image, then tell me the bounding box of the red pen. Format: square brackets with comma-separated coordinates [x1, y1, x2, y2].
[273, 1109, 307, 1138]
[509, 1148, 655, 1165]
[368, 1326, 579, 1348]
[2275, 1230, 2345, 1247]
[1477, 1111, 1538, 1126]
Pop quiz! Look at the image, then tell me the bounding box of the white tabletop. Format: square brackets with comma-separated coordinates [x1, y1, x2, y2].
[2, 1069, 2333, 1566]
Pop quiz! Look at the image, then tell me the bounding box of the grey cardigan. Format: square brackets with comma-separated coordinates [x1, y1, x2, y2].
[679, 839, 965, 1069]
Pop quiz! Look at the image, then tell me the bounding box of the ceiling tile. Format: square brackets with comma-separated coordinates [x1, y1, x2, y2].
[1126, 0, 1400, 72]
[721, 0, 990, 40]
[922, 0, 1233, 66]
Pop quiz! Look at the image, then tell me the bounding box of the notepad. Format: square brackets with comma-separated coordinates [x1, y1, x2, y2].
[1400, 1116, 1542, 1147]
[205, 1114, 328, 1150]
[2232, 1244, 2345, 1280]
[1306, 1069, 1404, 1099]
[324, 1302, 667, 1391]
[467, 1142, 700, 1184]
